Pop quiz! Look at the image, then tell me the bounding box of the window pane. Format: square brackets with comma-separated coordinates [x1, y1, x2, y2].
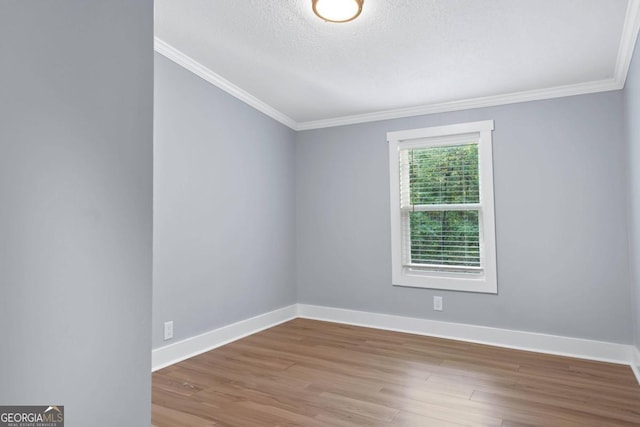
[409, 144, 479, 205]
[409, 210, 480, 267]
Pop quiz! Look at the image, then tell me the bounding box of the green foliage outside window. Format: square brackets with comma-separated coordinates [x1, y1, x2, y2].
[408, 144, 480, 267]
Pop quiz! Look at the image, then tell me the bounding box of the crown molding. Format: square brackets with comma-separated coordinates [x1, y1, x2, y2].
[153, 37, 298, 130]
[295, 78, 622, 130]
[615, 0, 640, 86]
[155, 0, 640, 131]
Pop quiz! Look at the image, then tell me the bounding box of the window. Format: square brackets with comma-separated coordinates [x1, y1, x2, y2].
[388, 120, 497, 293]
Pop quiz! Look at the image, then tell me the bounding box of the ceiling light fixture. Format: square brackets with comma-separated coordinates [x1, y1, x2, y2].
[312, 0, 363, 23]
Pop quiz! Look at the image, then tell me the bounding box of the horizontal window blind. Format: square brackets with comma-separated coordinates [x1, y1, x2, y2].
[406, 211, 480, 268]
[400, 144, 479, 208]
[400, 142, 481, 270]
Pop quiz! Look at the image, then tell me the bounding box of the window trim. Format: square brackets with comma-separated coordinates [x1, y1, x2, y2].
[388, 120, 497, 294]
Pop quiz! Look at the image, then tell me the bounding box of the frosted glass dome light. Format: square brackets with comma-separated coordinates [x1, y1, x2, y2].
[312, 0, 363, 23]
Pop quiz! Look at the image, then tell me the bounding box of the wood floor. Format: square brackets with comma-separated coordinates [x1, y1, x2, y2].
[152, 319, 640, 426]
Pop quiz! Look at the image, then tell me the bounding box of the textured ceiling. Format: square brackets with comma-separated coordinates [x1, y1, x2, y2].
[155, 0, 637, 128]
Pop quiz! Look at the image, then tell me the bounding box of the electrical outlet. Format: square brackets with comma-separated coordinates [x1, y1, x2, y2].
[164, 321, 174, 341]
[433, 296, 443, 311]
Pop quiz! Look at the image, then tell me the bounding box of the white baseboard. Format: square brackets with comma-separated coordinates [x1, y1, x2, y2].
[297, 304, 633, 365]
[631, 346, 640, 384]
[151, 303, 638, 384]
[151, 304, 297, 371]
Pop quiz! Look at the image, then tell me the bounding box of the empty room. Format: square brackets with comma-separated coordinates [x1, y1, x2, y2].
[3, 0, 640, 426]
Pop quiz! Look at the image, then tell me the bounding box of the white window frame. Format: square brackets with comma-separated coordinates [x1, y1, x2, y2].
[388, 120, 497, 294]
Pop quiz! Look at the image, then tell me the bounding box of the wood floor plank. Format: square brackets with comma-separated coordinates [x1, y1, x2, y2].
[153, 369, 204, 397]
[151, 403, 217, 427]
[152, 318, 640, 426]
[390, 410, 468, 427]
[471, 389, 640, 427]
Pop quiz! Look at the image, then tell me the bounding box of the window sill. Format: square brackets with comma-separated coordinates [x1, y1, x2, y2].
[393, 269, 497, 294]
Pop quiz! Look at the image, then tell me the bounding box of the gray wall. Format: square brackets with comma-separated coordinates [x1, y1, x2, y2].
[625, 37, 640, 351]
[296, 91, 632, 343]
[0, 2, 153, 426]
[153, 54, 297, 349]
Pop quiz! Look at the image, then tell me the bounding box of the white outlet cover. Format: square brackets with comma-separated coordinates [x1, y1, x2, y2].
[164, 321, 174, 340]
[433, 296, 443, 311]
